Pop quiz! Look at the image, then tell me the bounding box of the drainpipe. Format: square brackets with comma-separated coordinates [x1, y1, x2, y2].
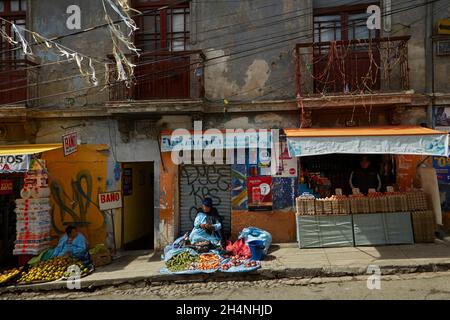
[425, 0, 435, 128]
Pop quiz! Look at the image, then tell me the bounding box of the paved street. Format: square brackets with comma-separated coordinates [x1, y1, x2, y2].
[2, 271, 450, 300]
[2, 242, 450, 294]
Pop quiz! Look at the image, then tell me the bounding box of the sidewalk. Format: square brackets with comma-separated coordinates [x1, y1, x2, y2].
[2, 241, 450, 293]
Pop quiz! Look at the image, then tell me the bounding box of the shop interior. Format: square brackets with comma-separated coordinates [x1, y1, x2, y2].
[299, 154, 397, 197]
[0, 173, 24, 267]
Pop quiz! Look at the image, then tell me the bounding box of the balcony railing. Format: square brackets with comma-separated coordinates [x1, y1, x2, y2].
[295, 36, 410, 96]
[108, 50, 205, 101]
[0, 58, 39, 106]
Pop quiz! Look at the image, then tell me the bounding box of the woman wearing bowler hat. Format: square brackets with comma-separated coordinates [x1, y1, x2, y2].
[189, 197, 224, 247]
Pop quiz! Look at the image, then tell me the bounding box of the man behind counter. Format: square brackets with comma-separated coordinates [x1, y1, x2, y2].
[349, 156, 382, 195]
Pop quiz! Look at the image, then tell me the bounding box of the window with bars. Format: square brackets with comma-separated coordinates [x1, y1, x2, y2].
[133, 1, 190, 52]
[0, 0, 27, 62]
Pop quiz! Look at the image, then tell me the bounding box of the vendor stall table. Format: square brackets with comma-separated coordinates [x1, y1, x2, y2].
[297, 212, 414, 249]
[296, 215, 354, 249]
[353, 212, 414, 246]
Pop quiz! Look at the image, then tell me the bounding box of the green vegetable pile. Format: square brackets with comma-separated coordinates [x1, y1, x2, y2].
[166, 252, 199, 272]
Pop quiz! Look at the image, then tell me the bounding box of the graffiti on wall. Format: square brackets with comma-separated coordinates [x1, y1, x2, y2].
[180, 165, 230, 224]
[43, 145, 108, 247]
[50, 170, 105, 234]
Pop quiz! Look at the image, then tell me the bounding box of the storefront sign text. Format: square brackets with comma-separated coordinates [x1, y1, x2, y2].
[98, 191, 122, 211]
[0, 155, 30, 173]
[62, 132, 78, 156]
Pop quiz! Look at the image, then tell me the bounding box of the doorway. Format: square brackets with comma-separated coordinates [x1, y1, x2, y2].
[0, 174, 23, 267]
[122, 162, 154, 250]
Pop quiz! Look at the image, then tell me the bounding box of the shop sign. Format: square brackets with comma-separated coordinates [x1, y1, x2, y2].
[98, 191, 122, 211]
[62, 132, 78, 156]
[247, 176, 273, 209]
[0, 179, 13, 195]
[433, 156, 450, 184]
[161, 130, 272, 152]
[0, 155, 30, 173]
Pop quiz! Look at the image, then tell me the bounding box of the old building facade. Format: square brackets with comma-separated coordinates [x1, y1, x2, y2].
[0, 0, 449, 253]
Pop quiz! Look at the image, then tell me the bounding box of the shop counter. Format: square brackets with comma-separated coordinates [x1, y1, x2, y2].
[296, 212, 414, 249]
[296, 215, 354, 249]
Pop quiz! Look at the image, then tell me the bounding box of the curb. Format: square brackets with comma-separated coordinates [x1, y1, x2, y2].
[2, 262, 450, 294]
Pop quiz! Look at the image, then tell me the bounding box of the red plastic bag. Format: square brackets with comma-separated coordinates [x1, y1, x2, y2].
[225, 239, 251, 259]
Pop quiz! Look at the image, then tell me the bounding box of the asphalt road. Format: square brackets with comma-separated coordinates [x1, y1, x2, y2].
[3, 271, 450, 300]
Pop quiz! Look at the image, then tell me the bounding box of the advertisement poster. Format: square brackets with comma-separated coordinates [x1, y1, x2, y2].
[247, 176, 272, 211]
[0, 179, 13, 195]
[272, 141, 298, 178]
[122, 168, 133, 196]
[433, 156, 450, 184]
[434, 107, 450, 127]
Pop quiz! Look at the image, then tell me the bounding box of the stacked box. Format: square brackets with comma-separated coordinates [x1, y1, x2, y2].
[349, 197, 370, 214]
[368, 197, 389, 213]
[296, 197, 316, 215]
[386, 194, 409, 212]
[406, 191, 429, 211]
[411, 210, 435, 243]
[14, 161, 52, 256]
[331, 197, 351, 215]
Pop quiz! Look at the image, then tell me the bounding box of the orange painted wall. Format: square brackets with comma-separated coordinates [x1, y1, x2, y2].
[159, 152, 177, 245]
[42, 145, 108, 248]
[231, 210, 296, 243]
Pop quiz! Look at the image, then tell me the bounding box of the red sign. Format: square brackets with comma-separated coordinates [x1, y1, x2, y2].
[98, 191, 122, 211]
[0, 179, 13, 195]
[247, 176, 272, 205]
[62, 132, 78, 156]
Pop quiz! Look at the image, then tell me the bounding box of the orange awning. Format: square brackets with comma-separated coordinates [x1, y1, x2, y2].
[284, 126, 447, 138]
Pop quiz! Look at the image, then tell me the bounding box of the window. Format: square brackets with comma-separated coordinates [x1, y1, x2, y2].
[134, 1, 190, 52]
[314, 5, 378, 42]
[0, 0, 27, 61]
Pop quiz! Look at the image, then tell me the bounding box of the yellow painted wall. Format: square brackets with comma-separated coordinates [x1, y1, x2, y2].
[42, 145, 108, 248]
[123, 162, 154, 245]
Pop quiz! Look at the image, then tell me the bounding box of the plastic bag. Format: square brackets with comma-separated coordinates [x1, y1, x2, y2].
[225, 239, 251, 259]
[238, 227, 272, 256]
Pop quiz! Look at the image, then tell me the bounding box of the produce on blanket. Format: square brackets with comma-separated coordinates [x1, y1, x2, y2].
[198, 253, 220, 270]
[221, 258, 258, 271]
[166, 252, 199, 272]
[17, 256, 89, 283]
[0, 268, 21, 284]
[245, 261, 258, 268]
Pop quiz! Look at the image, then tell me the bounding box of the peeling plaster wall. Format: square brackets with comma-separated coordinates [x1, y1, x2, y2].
[192, 0, 313, 101]
[30, 0, 113, 108]
[204, 112, 299, 130]
[33, 118, 167, 249]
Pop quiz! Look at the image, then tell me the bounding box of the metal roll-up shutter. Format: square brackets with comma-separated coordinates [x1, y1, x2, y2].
[179, 165, 231, 237]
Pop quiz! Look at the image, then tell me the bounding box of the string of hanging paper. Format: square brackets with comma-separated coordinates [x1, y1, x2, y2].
[0, 0, 142, 91]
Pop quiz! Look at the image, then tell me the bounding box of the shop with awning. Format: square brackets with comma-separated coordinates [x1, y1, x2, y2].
[0, 143, 62, 267]
[284, 126, 449, 249]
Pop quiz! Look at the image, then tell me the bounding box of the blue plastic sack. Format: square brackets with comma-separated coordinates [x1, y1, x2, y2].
[238, 227, 272, 256]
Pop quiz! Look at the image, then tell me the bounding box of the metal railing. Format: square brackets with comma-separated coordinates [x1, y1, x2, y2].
[108, 50, 205, 101]
[295, 36, 410, 96]
[0, 58, 39, 106]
